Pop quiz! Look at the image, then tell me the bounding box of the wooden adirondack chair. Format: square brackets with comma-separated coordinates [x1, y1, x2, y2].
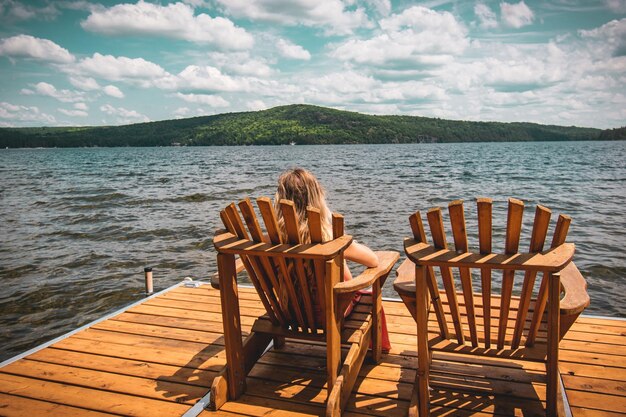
[211, 197, 399, 416]
[393, 198, 589, 417]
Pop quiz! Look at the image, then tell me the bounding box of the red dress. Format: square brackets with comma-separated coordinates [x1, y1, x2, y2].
[344, 290, 392, 353]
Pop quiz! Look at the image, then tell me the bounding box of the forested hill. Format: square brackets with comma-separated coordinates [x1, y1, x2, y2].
[0, 104, 612, 148]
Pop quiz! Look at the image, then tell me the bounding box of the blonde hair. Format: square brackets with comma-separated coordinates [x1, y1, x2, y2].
[275, 168, 333, 243]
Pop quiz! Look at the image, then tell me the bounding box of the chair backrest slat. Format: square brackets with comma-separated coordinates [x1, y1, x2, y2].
[427, 207, 465, 344]
[449, 200, 479, 347]
[222, 203, 281, 325]
[412, 211, 450, 338]
[498, 198, 524, 349]
[280, 200, 318, 333]
[257, 197, 282, 244]
[307, 208, 327, 328]
[511, 205, 551, 348]
[220, 210, 236, 234]
[476, 198, 493, 348]
[238, 199, 287, 326]
[332, 213, 344, 239]
[256, 197, 304, 329]
[526, 214, 571, 346]
[409, 212, 427, 243]
[225, 203, 249, 239]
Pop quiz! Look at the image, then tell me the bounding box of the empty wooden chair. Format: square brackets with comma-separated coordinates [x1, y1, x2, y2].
[212, 197, 399, 416]
[393, 198, 589, 417]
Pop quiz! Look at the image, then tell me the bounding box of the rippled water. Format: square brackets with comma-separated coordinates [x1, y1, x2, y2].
[1, 142, 624, 361]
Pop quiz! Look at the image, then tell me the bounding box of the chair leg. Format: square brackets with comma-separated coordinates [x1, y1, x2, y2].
[209, 368, 228, 410]
[371, 279, 383, 363]
[415, 265, 430, 417]
[217, 253, 246, 400]
[546, 272, 561, 416]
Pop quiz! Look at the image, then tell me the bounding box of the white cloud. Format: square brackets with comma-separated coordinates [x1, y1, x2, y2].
[331, 6, 468, 66]
[277, 38, 311, 60]
[475, 3, 498, 29]
[206, 52, 274, 77]
[500, 1, 534, 29]
[176, 65, 251, 92]
[100, 104, 150, 124]
[363, 0, 391, 16]
[74, 102, 88, 111]
[215, 0, 372, 35]
[103, 85, 124, 98]
[0, 34, 74, 63]
[176, 92, 230, 107]
[246, 99, 268, 111]
[74, 53, 171, 87]
[82, 1, 253, 50]
[0, 0, 59, 21]
[58, 108, 88, 117]
[580, 18, 626, 57]
[173, 106, 191, 117]
[0, 102, 56, 124]
[69, 76, 100, 91]
[21, 82, 85, 103]
[606, 0, 626, 13]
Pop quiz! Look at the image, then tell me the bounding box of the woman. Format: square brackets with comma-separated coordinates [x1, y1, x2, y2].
[274, 167, 391, 352]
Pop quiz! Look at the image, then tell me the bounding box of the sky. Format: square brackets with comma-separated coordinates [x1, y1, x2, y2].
[0, 0, 624, 129]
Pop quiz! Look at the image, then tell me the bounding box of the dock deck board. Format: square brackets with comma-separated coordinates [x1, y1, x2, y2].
[1, 284, 624, 416]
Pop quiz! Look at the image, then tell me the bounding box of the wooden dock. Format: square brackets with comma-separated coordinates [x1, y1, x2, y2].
[0, 283, 624, 416]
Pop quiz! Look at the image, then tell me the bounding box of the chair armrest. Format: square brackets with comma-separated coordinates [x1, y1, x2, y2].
[404, 239, 575, 272]
[392, 258, 417, 297]
[560, 262, 590, 316]
[334, 251, 400, 295]
[211, 257, 246, 289]
[214, 231, 353, 260]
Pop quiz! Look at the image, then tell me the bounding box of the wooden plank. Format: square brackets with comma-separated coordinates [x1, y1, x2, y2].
[448, 199, 478, 347]
[0, 360, 207, 404]
[427, 207, 465, 344]
[0, 392, 116, 417]
[57, 332, 227, 372]
[26, 348, 215, 388]
[0, 373, 189, 416]
[498, 198, 524, 349]
[512, 204, 551, 349]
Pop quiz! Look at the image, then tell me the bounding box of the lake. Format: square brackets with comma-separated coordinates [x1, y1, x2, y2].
[1, 141, 624, 362]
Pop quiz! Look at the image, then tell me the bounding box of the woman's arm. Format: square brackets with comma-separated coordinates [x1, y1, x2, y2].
[344, 241, 379, 268]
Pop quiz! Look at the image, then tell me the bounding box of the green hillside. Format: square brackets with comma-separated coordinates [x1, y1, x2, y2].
[0, 104, 610, 148]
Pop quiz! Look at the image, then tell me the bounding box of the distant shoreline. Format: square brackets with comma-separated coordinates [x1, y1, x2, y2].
[1, 104, 622, 148]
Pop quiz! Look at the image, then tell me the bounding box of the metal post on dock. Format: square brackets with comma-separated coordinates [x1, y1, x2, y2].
[144, 267, 153, 295]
